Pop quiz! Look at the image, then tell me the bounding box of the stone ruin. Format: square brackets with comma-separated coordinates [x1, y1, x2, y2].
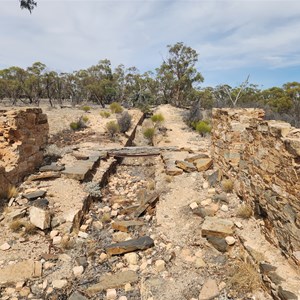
[0, 108, 49, 200]
[212, 108, 300, 266]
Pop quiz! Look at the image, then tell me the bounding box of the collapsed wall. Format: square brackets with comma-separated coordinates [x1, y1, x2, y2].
[212, 108, 300, 265]
[0, 108, 49, 197]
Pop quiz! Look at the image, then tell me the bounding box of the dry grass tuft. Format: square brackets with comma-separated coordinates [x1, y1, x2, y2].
[228, 260, 262, 293]
[101, 212, 111, 223]
[61, 237, 75, 250]
[147, 180, 155, 190]
[9, 219, 25, 232]
[165, 175, 172, 183]
[237, 204, 253, 219]
[23, 222, 37, 235]
[221, 179, 234, 193]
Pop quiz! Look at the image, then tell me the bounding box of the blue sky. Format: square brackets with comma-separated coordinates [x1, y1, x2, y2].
[1, 0, 300, 88]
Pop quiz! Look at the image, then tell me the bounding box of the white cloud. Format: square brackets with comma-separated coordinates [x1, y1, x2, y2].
[0, 0, 300, 86]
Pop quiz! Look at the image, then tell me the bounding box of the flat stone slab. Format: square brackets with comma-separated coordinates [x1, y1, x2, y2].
[201, 217, 234, 238]
[62, 165, 90, 181]
[0, 260, 42, 284]
[194, 158, 213, 172]
[27, 171, 61, 181]
[105, 236, 154, 255]
[185, 153, 210, 163]
[165, 161, 183, 176]
[175, 160, 197, 172]
[199, 278, 219, 300]
[112, 220, 145, 232]
[86, 270, 138, 295]
[68, 291, 88, 300]
[23, 190, 46, 200]
[40, 164, 65, 172]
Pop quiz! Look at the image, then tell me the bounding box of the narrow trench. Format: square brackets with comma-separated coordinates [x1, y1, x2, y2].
[54, 120, 160, 299]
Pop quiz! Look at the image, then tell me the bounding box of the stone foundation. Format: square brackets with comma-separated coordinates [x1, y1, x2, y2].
[0, 108, 49, 197]
[212, 108, 300, 265]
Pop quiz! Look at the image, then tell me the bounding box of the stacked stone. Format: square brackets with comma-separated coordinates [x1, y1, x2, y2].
[0, 108, 49, 196]
[212, 108, 300, 265]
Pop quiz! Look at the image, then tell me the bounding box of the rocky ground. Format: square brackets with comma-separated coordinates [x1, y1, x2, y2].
[0, 104, 298, 300]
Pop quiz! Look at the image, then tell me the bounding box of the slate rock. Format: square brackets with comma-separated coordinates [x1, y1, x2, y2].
[105, 236, 154, 255]
[201, 217, 234, 238]
[31, 198, 49, 209]
[207, 236, 228, 253]
[23, 190, 46, 201]
[198, 278, 219, 300]
[194, 158, 213, 172]
[40, 164, 65, 172]
[278, 286, 298, 300]
[112, 220, 145, 232]
[68, 291, 88, 300]
[175, 160, 197, 172]
[86, 270, 138, 295]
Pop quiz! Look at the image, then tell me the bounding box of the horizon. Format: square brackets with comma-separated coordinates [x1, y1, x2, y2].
[1, 0, 300, 89]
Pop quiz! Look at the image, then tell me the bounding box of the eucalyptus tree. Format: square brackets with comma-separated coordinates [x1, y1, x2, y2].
[84, 59, 116, 107]
[20, 0, 37, 13]
[156, 42, 204, 107]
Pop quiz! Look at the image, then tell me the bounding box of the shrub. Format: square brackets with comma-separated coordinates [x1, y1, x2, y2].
[117, 111, 132, 133]
[151, 113, 165, 124]
[237, 204, 253, 219]
[110, 102, 123, 114]
[100, 111, 111, 118]
[106, 121, 120, 137]
[82, 116, 89, 123]
[227, 260, 261, 294]
[9, 219, 24, 232]
[143, 127, 155, 145]
[221, 179, 234, 193]
[195, 120, 211, 136]
[81, 105, 91, 112]
[70, 117, 87, 131]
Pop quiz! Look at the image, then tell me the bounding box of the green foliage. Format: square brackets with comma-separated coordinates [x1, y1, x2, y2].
[106, 121, 120, 137]
[100, 111, 111, 118]
[20, 0, 37, 13]
[110, 102, 123, 114]
[151, 113, 165, 124]
[70, 117, 87, 131]
[195, 120, 211, 136]
[117, 111, 132, 133]
[81, 105, 91, 112]
[157, 42, 204, 107]
[82, 116, 89, 123]
[70, 122, 79, 131]
[143, 127, 155, 144]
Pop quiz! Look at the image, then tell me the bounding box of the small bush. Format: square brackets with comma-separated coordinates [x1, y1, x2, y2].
[82, 116, 89, 123]
[195, 120, 211, 136]
[101, 212, 111, 223]
[118, 111, 132, 133]
[151, 113, 165, 124]
[106, 121, 120, 137]
[221, 179, 234, 193]
[100, 111, 111, 118]
[81, 105, 91, 112]
[237, 204, 253, 219]
[110, 102, 123, 114]
[70, 117, 87, 131]
[143, 127, 155, 145]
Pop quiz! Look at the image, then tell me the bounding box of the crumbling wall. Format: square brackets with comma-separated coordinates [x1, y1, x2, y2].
[0, 108, 49, 197]
[212, 108, 300, 264]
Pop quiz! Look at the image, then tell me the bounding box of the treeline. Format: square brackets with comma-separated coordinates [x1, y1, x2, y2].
[0, 42, 299, 126]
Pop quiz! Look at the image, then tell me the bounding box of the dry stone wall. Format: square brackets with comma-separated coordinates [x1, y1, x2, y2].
[0, 108, 49, 197]
[212, 108, 300, 265]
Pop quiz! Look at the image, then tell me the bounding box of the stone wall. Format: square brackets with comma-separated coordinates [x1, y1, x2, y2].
[212, 108, 300, 264]
[0, 108, 49, 197]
